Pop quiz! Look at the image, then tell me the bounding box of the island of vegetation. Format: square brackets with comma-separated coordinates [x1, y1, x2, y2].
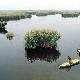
[61, 13, 79, 17]
[25, 29, 61, 49]
[6, 32, 14, 40]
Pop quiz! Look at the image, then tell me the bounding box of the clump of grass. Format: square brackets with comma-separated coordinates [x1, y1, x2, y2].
[25, 29, 61, 49]
[61, 13, 79, 18]
[6, 32, 14, 40]
[36, 13, 48, 16]
[25, 14, 32, 18]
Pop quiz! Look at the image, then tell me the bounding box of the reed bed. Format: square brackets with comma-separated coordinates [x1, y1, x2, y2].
[0, 20, 7, 33]
[61, 13, 79, 17]
[25, 29, 61, 49]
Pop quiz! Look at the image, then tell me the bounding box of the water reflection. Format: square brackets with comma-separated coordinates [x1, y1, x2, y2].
[0, 29, 8, 34]
[25, 47, 61, 63]
[59, 66, 71, 72]
[6, 36, 13, 40]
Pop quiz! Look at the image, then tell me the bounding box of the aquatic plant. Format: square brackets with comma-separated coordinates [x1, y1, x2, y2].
[36, 13, 48, 16]
[25, 29, 61, 49]
[6, 32, 14, 40]
[0, 20, 7, 33]
[25, 14, 32, 18]
[61, 13, 79, 17]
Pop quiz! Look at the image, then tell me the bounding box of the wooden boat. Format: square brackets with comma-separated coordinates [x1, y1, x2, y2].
[59, 58, 80, 68]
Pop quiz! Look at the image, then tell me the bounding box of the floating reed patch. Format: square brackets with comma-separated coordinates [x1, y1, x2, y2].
[6, 32, 14, 40]
[25, 29, 61, 49]
[61, 13, 79, 18]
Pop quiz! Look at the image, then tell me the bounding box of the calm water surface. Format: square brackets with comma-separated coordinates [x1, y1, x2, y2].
[0, 15, 80, 80]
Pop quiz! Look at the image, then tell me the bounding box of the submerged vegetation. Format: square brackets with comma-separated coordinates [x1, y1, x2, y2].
[6, 32, 14, 40]
[25, 29, 61, 49]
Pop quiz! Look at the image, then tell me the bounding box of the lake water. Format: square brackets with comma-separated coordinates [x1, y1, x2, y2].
[0, 15, 80, 80]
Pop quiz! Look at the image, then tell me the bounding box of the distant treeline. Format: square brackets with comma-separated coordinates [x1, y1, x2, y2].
[0, 11, 32, 21]
[26, 10, 57, 16]
[0, 14, 32, 21]
[0, 10, 80, 20]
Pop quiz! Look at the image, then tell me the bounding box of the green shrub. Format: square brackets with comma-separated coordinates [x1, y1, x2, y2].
[25, 29, 61, 49]
[36, 13, 48, 16]
[61, 13, 79, 17]
[0, 20, 7, 33]
[25, 14, 32, 18]
[6, 32, 14, 40]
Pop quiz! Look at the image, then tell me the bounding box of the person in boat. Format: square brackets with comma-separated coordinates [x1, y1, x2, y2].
[68, 56, 73, 64]
[77, 49, 80, 57]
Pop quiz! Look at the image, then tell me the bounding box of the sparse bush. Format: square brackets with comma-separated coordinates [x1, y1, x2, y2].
[6, 32, 14, 40]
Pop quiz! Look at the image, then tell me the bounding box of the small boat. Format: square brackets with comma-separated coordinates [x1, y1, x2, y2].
[59, 58, 80, 68]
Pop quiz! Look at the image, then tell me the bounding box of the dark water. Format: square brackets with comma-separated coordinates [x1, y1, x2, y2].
[0, 15, 80, 80]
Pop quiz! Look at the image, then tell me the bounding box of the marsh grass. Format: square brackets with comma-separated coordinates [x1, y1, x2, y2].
[0, 11, 32, 21]
[61, 13, 79, 17]
[0, 20, 7, 33]
[25, 14, 32, 18]
[36, 13, 48, 16]
[25, 29, 61, 49]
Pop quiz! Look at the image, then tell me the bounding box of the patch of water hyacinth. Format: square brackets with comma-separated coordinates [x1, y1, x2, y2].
[25, 29, 61, 49]
[6, 32, 14, 40]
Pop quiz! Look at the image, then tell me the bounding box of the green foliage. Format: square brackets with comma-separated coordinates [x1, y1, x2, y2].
[0, 15, 25, 21]
[25, 29, 61, 49]
[25, 14, 32, 18]
[36, 13, 48, 16]
[0, 20, 7, 32]
[6, 32, 14, 40]
[0, 11, 32, 21]
[61, 13, 79, 17]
